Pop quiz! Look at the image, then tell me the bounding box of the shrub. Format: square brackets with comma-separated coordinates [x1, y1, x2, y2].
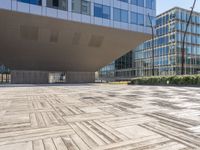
[130, 75, 200, 86]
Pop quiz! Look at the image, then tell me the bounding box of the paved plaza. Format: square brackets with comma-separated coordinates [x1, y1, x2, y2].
[0, 84, 200, 150]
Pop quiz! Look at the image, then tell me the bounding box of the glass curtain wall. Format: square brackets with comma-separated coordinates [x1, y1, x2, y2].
[134, 8, 200, 77]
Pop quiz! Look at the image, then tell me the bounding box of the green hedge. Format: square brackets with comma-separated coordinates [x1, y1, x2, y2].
[130, 75, 200, 86]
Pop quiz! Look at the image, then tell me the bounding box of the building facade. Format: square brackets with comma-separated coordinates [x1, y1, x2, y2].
[99, 7, 200, 80]
[0, 0, 156, 83]
[2, 0, 156, 32]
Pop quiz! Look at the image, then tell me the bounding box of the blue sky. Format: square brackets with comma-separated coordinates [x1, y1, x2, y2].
[157, 0, 200, 15]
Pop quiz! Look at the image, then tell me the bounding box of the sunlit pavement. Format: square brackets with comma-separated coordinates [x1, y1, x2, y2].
[0, 84, 200, 150]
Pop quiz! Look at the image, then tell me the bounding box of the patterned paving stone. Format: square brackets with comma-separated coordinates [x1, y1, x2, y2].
[0, 84, 200, 149]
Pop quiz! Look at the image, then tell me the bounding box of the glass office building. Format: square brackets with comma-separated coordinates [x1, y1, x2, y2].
[99, 7, 200, 80]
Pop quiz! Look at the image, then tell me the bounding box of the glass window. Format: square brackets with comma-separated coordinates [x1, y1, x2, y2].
[94, 3, 102, 18]
[131, 0, 144, 7]
[94, 3, 110, 19]
[113, 8, 128, 23]
[197, 47, 200, 55]
[176, 10, 181, 20]
[131, 12, 138, 24]
[197, 26, 200, 34]
[18, 0, 42, 5]
[192, 15, 197, 23]
[53, 0, 58, 7]
[192, 35, 196, 44]
[146, 15, 154, 27]
[146, 0, 155, 9]
[181, 11, 186, 21]
[81, 0, 90, 15]
[46, 0, 68, 10]
[197, 16, 200, 24]
[192, 25, 196, 34]
[59, 0, 68, 10]
[138, 0, 144, 7]
[131, 0, 137, 5]
[102, 5, 110, 19]
[113, 8, 121, 22]
[118, 0, 128, 3]
[72, 0, 90, 15]
[121, 9, 128, 23]
[138, 13, 144, 26]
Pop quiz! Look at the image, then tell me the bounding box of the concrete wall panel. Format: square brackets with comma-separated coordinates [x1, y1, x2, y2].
[11, 70, 49, 84]
[65, 72, 95, 83]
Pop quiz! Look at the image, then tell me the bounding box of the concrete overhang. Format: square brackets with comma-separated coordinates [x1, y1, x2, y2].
[0, 9, 151, 72]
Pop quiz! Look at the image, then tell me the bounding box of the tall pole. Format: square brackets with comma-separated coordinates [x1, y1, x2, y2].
[181, 0, 197, 75]
[148, 13, 155, 76]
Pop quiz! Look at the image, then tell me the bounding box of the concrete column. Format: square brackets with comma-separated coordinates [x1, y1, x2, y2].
[65, 72, 95, 83]
[11, 70, 49, 84]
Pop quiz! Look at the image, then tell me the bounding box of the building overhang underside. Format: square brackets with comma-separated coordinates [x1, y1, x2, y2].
[0, 9, 151, 72]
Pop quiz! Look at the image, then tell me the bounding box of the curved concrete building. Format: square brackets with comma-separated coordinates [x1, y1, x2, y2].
[0, 0, 156, 83]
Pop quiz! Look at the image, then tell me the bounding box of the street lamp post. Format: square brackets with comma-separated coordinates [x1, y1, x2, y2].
[181, 0, 197, 75]
[148, 13, 155, 76]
